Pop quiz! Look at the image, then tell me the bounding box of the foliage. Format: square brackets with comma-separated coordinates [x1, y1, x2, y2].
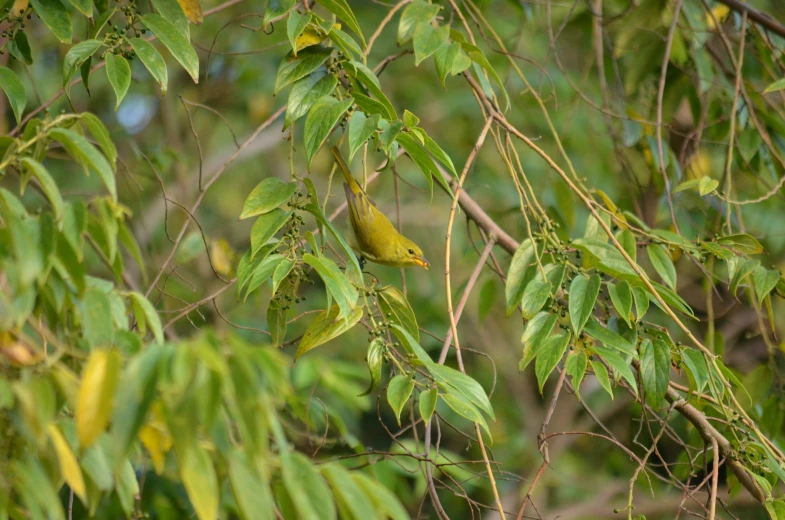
[2, 0, 785, 519]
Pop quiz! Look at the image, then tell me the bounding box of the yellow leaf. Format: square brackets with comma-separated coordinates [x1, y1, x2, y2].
[707, 5, 730, 29]
[138, 406, 173, 475]
[0, 341, 43, 366]
[177, 0, 203, 24]
[294, 27, 327, 54]
[10, 0, 28, 16]
[48, 424, 87, 504]
[210, 239, 234, 277]
[76, 349, 121, 448]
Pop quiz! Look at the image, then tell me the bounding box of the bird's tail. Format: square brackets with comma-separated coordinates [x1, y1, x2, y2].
[330, 146, 359, 192]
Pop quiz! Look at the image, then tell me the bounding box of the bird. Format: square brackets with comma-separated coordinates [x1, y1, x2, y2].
[330, 146, 429, 270]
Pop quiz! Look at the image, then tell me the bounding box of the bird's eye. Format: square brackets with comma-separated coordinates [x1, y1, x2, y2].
[408, 249, 415, 255]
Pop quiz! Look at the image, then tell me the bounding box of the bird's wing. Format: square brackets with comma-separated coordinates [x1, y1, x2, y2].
[344, 182, 375, 226]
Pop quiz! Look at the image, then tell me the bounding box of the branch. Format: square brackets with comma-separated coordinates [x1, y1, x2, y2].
[666, 387, 765, 502]
[715, 0, 785, 39]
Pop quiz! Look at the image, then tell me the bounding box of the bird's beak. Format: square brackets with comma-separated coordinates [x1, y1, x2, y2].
[414, 256, 430, 270]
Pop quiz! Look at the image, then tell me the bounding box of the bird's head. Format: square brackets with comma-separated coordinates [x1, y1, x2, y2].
[398, 237, 429, 270]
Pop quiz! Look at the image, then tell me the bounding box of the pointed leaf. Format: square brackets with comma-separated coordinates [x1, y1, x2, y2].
[76, 348, 121, 447]
[568, 274, 600, 335]
[105, 53, 131, 109]
[240, 178, 297, 220]
[0, 67, 26, 124]
[640, 339, 670, 408]
[535, 333, 571, 394]
[141, 14, 199, 83]
[31, 0, 72, 43]
[387, 374, 414, 426]
[129, 38, 169, 94]
[419, 386, 437, 424]
[304, 96, 353, 168]
[285, 70, 338, 128]
[295, 305, 363, 359]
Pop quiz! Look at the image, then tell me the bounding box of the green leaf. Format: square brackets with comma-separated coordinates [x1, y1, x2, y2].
[152, 0, 189, 37]
[520, 311, 557, 371]
[608, 281, 633, 327]
[441, 391, 491, 441]
[274, 46, 332, 95]
[242, 254, 285, 301]
[321, 464, 377, 520]
[49, 128, 116, 200]
[304, 96, 353, 168]
[240, 178, 297, 220]
[592, 360, 614, 399]
[593, 345, 637, 396]
[76, 348, 120, 447]
[0, 67, 26, 124]
[178, 442, 219, 520]
[640, 339, 670, 408]
[763, 78, 785, 93]
[403, 109, 419, 128]
[520, 278, 552, 320]
[565, 351, 587, 400]
[250, 209, 291, 258]
[303, 253, 357, 319]
[228, 450, 276, 520]
[398, 0, 441, 44]
[584, 319, 637, 358]
[65, 0, 92, 16]
[63, 40, 103, 90]
[378, 286, 418, 342]
[326, 25, 361, 59]
[461, 42, 510, 111]
[352, 473, 409, 520]
[129, 292, 163, 344]
[110, 345, 164, 459]
[128, 38, 169, 94]
[435, 42, 468, 87]
[285, 70, 338, 128]
[387, 374, 414, 426]
[141, 14, 199, 83]
[295, 304, 363, 359]
[30, 0, 72, 43]
[569, 274, 600, 335]
[379, 119, 403, 153]
[535, 333, 571, 394]
[271, 257, 296, 297]
[505, 239, 535, 316]
[281, 452, 336, 520]
[348, 111, 381, 163]
[396, 132, 453, 198]
[681, 348, 710, 395]
[752, 265, 779, 305]
[346, 61, 397, 118]
[105, 54, 131, 109]
[698, 176, 719, 196]
[422, 133, 457, 175]
[419, 386, 437, 424]
[303, 203, 363, 284]
[287, 11, 312, 53]
[647, 244, 677, 289]
[8, 31, 33, 65]
[359, 338, 384, 397]
[80, 288, 115, 348]
[631, 286, 649, 319]
[428, 363, 494, 420]
[716, 233, 763, 255]
[314, 0, 366, 48]
[263, 0, 296, 25]
[20, 158, 63, 220]
[80, 112, 117, 168]
[413, 22, 449, 65]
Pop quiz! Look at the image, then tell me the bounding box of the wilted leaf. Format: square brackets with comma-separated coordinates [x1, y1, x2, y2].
[295, 305, 362, 359]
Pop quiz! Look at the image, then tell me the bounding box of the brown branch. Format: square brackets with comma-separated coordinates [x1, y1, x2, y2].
[715, 0, 785, 39]
[666, 387, 765, 503]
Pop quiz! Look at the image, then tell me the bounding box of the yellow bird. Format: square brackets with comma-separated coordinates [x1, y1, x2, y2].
[330, 146, 429, 269]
